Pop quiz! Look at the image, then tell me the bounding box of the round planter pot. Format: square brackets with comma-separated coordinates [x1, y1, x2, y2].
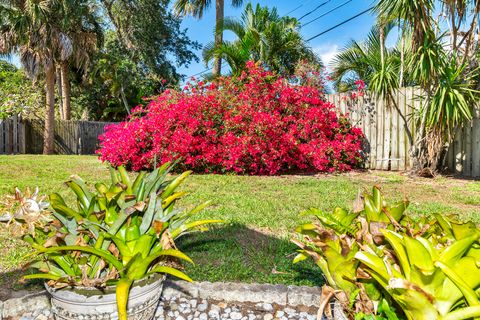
[45, 275, 165, 320]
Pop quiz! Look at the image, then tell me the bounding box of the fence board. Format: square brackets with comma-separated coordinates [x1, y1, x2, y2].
[454, 127, 464, 174]
[375, 97, 384, 169]
[369, 95, 377, 169]
[398, 88, 406, 170]
[391, 95, 400, 171]
[0, 120, 4, 154]
[464, 122, 472, 176]
[382, 104, 390, 170]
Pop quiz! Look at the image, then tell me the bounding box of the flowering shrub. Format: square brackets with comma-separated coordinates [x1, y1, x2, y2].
[98, 62, 365, 175]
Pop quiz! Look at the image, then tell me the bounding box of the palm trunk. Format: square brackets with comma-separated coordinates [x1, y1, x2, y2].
[411, 91, 434, 175]
[379, 23, 385, 68]
[399, 28, 405, 88]
[56, 67, 64, 120]
[60, 62, 71, 120]
[43, 64, 56, 155]
[212, 0, 224, 76]
[120, 84, 131, 115]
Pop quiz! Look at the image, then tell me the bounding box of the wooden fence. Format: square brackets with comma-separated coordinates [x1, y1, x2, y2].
[325, 87, 480, 177]
[2, 89, 480, 177]
[0, 116, 112, 155]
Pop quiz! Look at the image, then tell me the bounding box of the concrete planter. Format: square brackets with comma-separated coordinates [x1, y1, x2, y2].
[45, 275, 165, 320]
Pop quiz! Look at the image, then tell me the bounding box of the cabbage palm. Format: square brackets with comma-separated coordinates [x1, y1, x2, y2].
[57, 0, 102, 120]
[174, 0, 244, 76]
[203, 3, 319, 76]
[0, 0, 72, 154]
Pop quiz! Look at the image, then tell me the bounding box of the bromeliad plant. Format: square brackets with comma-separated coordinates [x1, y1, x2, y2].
[356, 227, 480, 320]
[293, 186, 480, 320]
[5, 163, 220, 320]
[292, 186, 409, 317]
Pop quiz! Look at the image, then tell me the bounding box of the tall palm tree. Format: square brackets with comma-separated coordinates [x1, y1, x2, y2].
[0, 0, 72, 154]
[57, 0, 102, 120]
[203, 3, 319, 76]
[174, 0, 244, 76]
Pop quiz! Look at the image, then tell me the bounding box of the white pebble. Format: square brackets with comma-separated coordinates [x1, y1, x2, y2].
[230, 311, 243, 320]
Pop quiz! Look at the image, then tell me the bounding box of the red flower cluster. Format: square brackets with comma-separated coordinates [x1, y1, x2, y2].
[98, 62, 365, 174]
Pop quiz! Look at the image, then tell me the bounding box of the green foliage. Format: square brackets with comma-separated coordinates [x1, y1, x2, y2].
[101, 0, 200, 81]
[356, 228, 480, 320]
[294, 186, 480, 319]
[80, 31, 165, 120]
[80, 20, 199, 121]
[1, 0, 200, 122]
[293, 186, 409, 317]
[203, 3, 320, 76]
[4, 162, 220, 320]
[424, 57, 479, 133]
[0, 61, 43, 119]
[174, 0, 244, 19]
[331, 23, 403, 93]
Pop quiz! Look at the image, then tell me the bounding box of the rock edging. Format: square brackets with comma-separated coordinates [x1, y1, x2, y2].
[162, 281, 321, 307]
[1, 281, 322, 320]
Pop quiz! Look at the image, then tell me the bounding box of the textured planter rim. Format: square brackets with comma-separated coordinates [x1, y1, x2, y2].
[44, 273, 165, 300]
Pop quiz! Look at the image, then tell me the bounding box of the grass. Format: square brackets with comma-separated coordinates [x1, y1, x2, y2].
[0, 155, 479, 291]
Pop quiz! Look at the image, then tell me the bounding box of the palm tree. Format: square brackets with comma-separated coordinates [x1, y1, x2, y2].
[332, 23, 403, 93]
[174, 0, 244, 76]
[332, 24, 415, 147]
[57, 0, 102, 120]
[203, 3, 319, 76]
[0, 0, 73, 154]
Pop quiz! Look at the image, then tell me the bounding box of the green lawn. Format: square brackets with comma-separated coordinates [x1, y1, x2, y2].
[0, 155, 479, 291]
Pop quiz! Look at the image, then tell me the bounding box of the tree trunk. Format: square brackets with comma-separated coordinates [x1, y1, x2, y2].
[43, 64, 56, 155]
[56, 67, 64, 120]
[411, 95, 434, 175]
[60, 62, 71, 120]
[120, 84, 131, 115]
[399, 29, 405, 88]
[379, 24, 385, 68]
[212, 0, 224, 76]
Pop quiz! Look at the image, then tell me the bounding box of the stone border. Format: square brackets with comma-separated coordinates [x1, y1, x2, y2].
[0, 281, 321, 319]
[162, 281, 322, 307]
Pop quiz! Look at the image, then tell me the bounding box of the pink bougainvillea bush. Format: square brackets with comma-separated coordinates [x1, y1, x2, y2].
[97, 62, 365, 175]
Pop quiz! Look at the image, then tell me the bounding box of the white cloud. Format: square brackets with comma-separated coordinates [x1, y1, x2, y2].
[313, 44, 339, 70]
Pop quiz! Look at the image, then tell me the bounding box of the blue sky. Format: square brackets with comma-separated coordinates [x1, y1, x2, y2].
[178, 0, 376, 77]
[2, 0, 377, 78]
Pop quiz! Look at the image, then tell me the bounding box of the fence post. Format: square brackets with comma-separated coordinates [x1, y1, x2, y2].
[472, 106, 480, 177]
[0, 119, 3, 154]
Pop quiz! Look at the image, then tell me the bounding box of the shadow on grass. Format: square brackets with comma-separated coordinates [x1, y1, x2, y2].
[177, 223, 323, 287]
[0, 269, 45, 300]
